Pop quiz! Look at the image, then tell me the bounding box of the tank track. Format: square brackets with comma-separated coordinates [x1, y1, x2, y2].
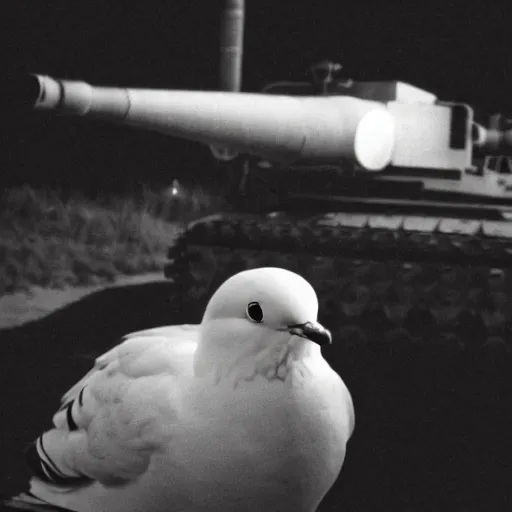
[164, 211, 512, 511]
[165, 210, 512, 353]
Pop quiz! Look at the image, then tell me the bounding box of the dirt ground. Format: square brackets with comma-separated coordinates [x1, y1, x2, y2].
[0, 273, 167, 329]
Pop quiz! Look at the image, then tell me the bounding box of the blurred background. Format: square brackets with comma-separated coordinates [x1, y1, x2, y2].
[1, 0, 512, 194]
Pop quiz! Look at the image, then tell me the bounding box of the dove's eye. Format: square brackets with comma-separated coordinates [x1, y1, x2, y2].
[246, 302, 263, 323]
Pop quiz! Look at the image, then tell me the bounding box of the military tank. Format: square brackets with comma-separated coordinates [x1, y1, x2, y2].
[9, 0, 512, 510]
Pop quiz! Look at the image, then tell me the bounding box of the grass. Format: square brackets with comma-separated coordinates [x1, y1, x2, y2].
[0, 183, 225, 295]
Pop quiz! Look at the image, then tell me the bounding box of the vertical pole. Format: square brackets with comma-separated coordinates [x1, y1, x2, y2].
[211, 0, 245, 161]
[219, 0, 245, 93]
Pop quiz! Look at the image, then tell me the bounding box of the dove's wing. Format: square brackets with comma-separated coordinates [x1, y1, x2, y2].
[60, 325, 199, 407]
[24, 325, 199, 488]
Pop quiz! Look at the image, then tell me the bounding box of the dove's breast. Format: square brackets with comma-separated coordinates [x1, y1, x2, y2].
[283, 357, 354, 509]
[166, 355, 354, 511]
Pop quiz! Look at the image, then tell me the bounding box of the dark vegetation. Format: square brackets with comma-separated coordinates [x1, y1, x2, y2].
[0, 184, 225, 295]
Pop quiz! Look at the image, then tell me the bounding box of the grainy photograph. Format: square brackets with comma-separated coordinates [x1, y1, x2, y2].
[1, 1, 512, 511]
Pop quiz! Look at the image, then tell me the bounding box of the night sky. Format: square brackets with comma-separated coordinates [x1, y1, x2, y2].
[2, 0, 512, 192]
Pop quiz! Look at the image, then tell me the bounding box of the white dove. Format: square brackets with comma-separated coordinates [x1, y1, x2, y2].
[6, 267, 354, 512]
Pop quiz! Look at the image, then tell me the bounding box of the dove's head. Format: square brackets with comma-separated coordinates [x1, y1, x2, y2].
[195, 267, 331, 376]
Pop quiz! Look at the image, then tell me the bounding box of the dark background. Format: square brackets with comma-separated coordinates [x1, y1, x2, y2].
[1, 0, 512, 194]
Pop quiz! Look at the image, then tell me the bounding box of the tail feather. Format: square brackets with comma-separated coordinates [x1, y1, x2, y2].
[3, 491, 72, 511]
[24, 439, 91, 487]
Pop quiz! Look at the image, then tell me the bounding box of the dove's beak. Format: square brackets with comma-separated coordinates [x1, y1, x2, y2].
[287, 321, 332, 346]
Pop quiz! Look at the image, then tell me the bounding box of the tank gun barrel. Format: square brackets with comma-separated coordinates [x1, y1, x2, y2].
[21, 73, 395, 171]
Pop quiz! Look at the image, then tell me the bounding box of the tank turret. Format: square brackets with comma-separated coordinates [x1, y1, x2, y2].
[15, 57, 512, 213]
